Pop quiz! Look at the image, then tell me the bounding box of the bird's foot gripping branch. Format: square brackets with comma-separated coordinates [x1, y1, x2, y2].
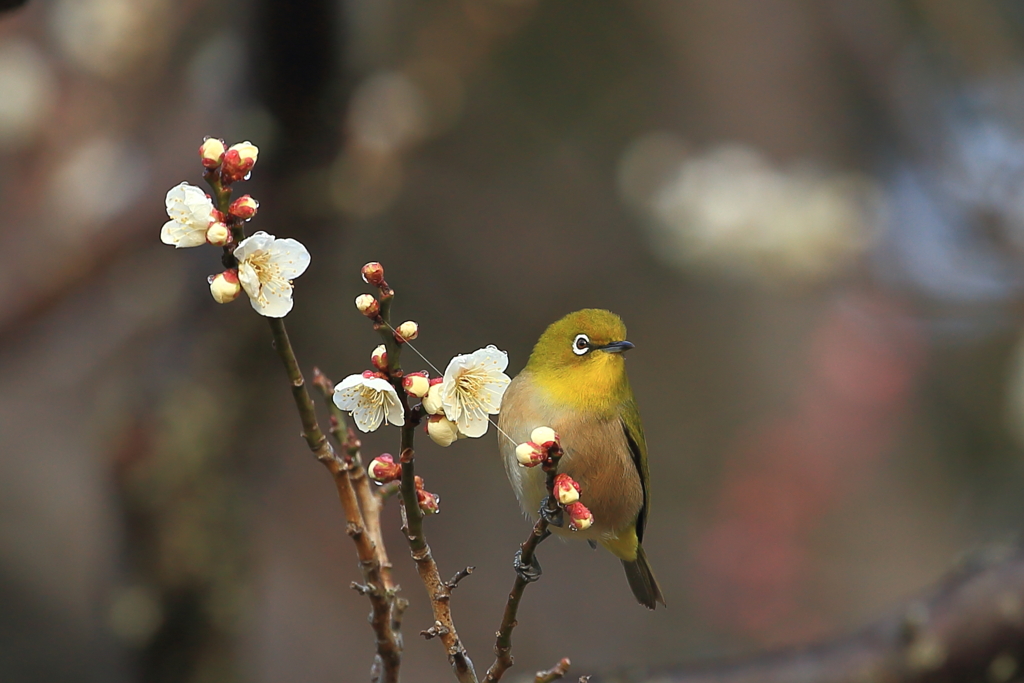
[158, 137, 588, 683]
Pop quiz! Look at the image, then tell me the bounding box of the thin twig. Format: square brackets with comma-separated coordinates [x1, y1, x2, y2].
[447, 566, 475, 590]
[535, 658, 571, 683]
[485, 446, 564, 683]
[267, 319, 402, 683]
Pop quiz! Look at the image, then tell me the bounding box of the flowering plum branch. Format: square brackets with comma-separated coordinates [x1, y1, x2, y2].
[160, 137, 582, 683]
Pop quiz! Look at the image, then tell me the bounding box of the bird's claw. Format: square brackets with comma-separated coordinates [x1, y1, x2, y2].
[513, 549, 543, 583]
[539, 497, 564, 527]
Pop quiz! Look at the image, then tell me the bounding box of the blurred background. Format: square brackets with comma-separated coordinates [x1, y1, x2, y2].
[4, 0, 1024, 681]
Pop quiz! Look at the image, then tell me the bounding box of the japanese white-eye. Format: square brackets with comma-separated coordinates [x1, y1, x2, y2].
[498, 309, 665, 609]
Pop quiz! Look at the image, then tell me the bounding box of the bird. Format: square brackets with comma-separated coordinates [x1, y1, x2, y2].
[498, 308, 665, 609]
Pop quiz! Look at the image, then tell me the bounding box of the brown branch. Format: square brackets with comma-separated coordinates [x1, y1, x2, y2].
[486, 445, 565, 683]
[397, 411, 478, 683]
[267, 319, 402, 683]
[595, 547, 1024, 683]
[358, 267, 478, 682]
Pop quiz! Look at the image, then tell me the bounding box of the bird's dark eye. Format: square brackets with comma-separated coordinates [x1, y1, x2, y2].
[572, 333, 590, 356]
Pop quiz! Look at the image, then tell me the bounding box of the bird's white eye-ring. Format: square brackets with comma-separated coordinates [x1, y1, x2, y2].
[572, 334, 590, 355]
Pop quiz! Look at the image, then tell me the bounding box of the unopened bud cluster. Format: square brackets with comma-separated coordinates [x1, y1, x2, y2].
[414, 476, 440, 515]
[514, 426, 560, 468]
[515, 427, 593, 531]
[365, 459, 440, 514]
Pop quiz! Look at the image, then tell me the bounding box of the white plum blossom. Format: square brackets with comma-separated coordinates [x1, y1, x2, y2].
[333, 374, 405, 433]
[160, 182, 215, 248]
[233, 231, 310, 317]
[439, 345, 511, 438]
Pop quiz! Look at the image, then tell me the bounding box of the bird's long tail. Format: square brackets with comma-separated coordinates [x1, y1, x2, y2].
[621, 545, 666, 610]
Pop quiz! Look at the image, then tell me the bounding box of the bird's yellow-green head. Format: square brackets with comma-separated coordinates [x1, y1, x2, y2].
[525, 309, 634, 413]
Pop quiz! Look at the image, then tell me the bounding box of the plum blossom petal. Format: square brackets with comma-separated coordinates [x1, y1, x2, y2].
[160, 182, 215, 248]
[333, 374, 405, 433]
[439, 345, 511, 438]
[233, 231, 310, 317]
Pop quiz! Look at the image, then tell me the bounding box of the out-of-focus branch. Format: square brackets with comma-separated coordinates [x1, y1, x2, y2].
[594, 547, 1024, 683]
[534, 657, 572, 683]
[313, 368, 396, 591]
[267, 321, 401, 683]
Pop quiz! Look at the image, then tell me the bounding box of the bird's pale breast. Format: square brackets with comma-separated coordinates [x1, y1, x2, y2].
[497, 372, 644, 541]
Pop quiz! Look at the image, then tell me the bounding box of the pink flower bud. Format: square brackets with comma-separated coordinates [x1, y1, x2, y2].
[515, 441, 545, 467]
[395, 320, 418, 342]
[403, 372, 430, 398]
[566, 502, 593, 531]
[530, 426, 558, 447]
[221, 141, 259, 182]
[361, 261, 385, 285]
[228, 194, 259, 220]
[209, 270, 241, 303]
[426, 415, 459, 447]
[421, 383, 444, 415]
[205, 222, 231, 246]
[554, 473, 581, 505]
[371, 345, 388, 371]
[368, 454, 401, 482]
[417, 488, 440, 514]
[199, 137, 225, 168]
[355, 294, 380, 317]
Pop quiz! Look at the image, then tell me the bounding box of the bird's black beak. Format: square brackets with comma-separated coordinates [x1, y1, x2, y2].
[599, 340, 635, 353]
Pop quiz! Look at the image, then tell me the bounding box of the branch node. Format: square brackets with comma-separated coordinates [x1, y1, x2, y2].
[420, 621, 450, 640]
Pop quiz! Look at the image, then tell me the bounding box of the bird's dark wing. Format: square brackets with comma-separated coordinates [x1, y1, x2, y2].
[620, 394, 649, 543]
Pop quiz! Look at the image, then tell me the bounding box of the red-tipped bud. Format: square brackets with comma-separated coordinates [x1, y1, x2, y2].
[228, 194, 259, 220]
[426, 415, 459, 447]
[566, 502, 593, 531]
[403, 372, 430, 398]
[515, 441, 545, 467]
[205, 222, 231, 246]
[199, 137, 225, 168]
[417, 488, 440, 514]
[221, 141, 259, 183]
[361, 261, 385, 286]
[422, 383, 444, 415]
[530, 426, 558, 448]
[395, 320, 418, 342]
[209, 270, 241, 303]
[554, 474, 581, 505]
[355, 294, 380, 318]
[368, 454, 401, 482]
[371, 345, 388, 371]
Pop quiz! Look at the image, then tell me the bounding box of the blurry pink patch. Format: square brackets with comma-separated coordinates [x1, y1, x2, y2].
[692, 293, 926, 644]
